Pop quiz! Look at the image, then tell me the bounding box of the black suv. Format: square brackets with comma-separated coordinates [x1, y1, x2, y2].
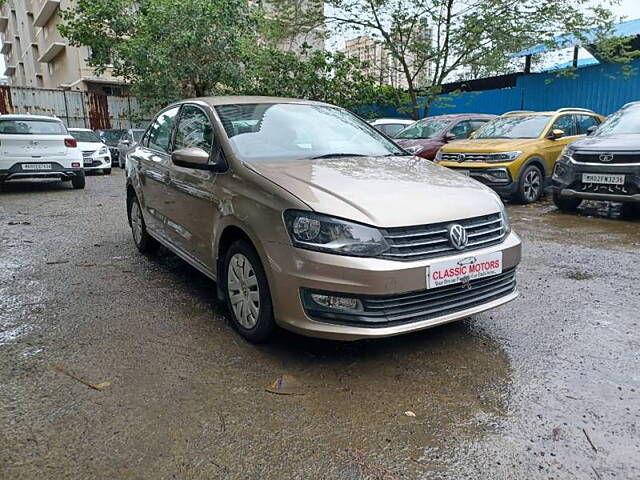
[552, 102, 640, 212]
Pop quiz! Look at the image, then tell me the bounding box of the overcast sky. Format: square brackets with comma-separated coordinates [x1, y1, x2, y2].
[1, 0, 640, 80]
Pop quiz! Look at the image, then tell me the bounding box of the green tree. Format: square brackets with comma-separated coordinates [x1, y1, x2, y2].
[60, 0, 260, 113]
[273, 0, 636, 119]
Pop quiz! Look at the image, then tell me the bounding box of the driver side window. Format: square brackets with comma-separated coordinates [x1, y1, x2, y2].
[449, 121, 474, 139]
[551, 115, 577, 136]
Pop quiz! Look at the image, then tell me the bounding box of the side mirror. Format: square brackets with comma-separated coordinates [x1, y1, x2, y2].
[171, 147, 212, 170]
[469, 130, 477, 139]
[444, 133, 456, 142]
[549, 128, 565, 140]
[586, 125, 598, 136]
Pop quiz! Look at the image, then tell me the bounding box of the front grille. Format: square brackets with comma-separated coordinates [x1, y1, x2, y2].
[573, 152, 640, 164]
[82, 150, 95, 158]
[363, 268, 516, 326]
[441, 152, 498, 162]
[379, 213, 506, 261]
[303, 269, 517, 328]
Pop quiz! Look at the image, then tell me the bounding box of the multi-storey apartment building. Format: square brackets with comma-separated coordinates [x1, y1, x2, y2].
[341, 29, 432, 90]
[0, 0, 125, 92]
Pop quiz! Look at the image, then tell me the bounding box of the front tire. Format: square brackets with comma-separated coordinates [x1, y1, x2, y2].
[223, 240, 275, 343]
[516, 165, 543, 204]
[128, 195, 157, 253]
[552, 190, 581, 212]
[71, 172, 86, 189]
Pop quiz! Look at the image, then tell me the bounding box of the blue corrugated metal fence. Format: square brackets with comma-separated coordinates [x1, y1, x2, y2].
[364, 58, 640, 119]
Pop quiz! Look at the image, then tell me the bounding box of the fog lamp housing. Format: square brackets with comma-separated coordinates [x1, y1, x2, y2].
[302, 289, 364, 314]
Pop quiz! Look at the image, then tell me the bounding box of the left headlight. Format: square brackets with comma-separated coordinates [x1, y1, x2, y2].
[559, 145, 575, 162]
[485, 151, 522, 163]
[283, 210, 390, 257]
[499, 201, 511, 234]
[98, 146, 109, 156]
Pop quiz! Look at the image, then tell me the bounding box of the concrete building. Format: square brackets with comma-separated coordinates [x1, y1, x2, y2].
[0, 0, 126, 93]
[341, 29, 432, 90]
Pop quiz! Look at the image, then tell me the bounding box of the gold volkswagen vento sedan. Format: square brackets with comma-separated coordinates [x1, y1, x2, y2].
[125, 97, 521, 342]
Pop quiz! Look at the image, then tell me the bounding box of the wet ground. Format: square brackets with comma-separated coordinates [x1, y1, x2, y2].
[1, 170, 639, 479]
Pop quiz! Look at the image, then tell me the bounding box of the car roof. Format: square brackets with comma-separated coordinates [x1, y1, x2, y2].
[68, 128, 94, 132]
[422, 114, 496, 120]
[178, 96, 331, 108]
[0, 114, 63, 121]
[504, 109, 597, 117]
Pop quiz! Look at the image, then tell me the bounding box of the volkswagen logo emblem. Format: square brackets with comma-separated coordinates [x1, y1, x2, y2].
[599, 153, 614, 163]
[448, 224, 468, 250]
[457, 154, 466, 163]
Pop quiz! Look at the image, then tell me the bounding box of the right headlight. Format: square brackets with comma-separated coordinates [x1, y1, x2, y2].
[404, 145, 424, 155]
[283, 210, 390, 257]
[434, 149, 443, 162]
[559, 145, 575, 162]
[484, 151, 522, 163]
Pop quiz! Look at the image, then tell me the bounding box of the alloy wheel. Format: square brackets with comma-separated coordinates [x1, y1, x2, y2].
[131, 200, 143, 247]
[227, 253, 260, 329]
[523, 169, 541, 202]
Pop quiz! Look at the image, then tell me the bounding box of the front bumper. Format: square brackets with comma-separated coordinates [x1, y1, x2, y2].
[551, 159, 640, 203]
[438, 163, 518, 197]
[0, 162, 84, 182]
[84, 155, 111, 171]
[264, 231, 521, 340]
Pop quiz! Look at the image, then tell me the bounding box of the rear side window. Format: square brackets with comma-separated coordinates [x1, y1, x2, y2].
[449, 120, 477, 139]
[0, 119, 67, 135]
[147, 107, 180, 153]
[576, 115, 600, 135]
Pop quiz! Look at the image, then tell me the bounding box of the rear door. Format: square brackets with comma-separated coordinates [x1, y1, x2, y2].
[130, 106, 180, 237]
[0, 119, 68, 165]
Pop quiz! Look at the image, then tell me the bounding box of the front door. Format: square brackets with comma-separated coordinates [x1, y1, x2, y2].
[132, 106, 180, 236]
[164, 104, 219, 268]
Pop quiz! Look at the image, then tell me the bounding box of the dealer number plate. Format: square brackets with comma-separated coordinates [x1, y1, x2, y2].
[582, 173, 625, 185]
[22, 163, 52, 170]
[427, 251, 503, 289]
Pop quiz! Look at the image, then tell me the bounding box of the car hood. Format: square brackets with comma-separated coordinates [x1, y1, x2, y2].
[395, 138, 442, 149]
[77, 141, 104, 152]
[245, 156, 503, 228]
[571, 134, 640, 151]
[441, 138, 541, 153]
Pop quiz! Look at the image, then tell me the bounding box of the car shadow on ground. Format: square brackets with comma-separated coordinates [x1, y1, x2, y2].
[0, 179, 75, 195]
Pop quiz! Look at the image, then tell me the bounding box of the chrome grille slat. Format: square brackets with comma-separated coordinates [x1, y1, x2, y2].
[365, 272, 515, 310]
[379, 213, 506, 261]
[360, 269, 517, 325]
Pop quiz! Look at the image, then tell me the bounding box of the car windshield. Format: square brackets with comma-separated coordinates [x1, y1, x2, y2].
[594, 108, 640, 136]
[0, 119, 67, 135]
[396, 118, 450, 139]
[215, 103, 405, 162]
[70, 130, 101, 142]
[474, 115, 552, 139]
[99, 130, 126, 142]
[133, 130, 144, 142]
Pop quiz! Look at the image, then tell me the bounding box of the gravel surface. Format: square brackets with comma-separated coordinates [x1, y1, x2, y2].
[1, 170, 639, 479]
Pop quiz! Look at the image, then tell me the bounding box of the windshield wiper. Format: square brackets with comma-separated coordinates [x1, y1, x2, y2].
[310, 153, 369, 159]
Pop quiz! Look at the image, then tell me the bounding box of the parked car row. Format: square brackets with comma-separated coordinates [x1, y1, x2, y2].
[372, 104, 639, 212]
[0, 114, 148, 188]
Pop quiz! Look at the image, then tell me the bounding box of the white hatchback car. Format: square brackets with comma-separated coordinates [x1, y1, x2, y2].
[369, 118, 416, 137]
[68, 128, 112, 175]
[0, 114, 85, 189]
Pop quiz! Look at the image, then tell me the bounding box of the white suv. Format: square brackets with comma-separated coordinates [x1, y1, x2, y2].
[0, 114, 85, 189]
[68, 128, 112, 175]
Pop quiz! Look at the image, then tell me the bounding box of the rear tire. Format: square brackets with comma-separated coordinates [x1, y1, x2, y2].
[104, 168, 112, 175]
[223, 240, 275, 343]
[552, 190, 581, 212]
[128, 195, 158, 253]
[515, 165, 543, 204]
[71, 172, 86, 189]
